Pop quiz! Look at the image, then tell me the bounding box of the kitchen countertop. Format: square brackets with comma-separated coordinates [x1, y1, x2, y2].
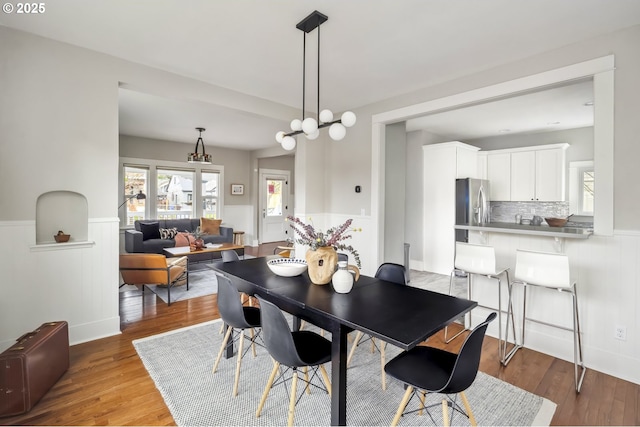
[455, 222, 593, 239]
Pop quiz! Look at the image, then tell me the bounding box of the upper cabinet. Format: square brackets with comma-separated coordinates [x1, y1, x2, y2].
[487, 152, 511, 201]
[485, 144, 568, 201]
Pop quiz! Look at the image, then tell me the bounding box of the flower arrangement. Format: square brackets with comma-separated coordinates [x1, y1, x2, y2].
[286, 216, 361, 268]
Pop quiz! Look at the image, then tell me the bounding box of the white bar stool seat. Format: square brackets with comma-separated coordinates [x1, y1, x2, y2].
[445, 242, 518, 365]
[508, 249, 586, 392]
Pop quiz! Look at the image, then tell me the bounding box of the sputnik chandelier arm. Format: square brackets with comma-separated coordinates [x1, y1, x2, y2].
[276, 10, 356, 151]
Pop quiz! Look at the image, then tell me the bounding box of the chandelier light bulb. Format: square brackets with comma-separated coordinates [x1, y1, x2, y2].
[290, 119, 302, 132]
[275, 131, 286, 143]
[302, 117, 318, 135]
[282, 135, 297, 151]
[341, 111, 357, 128]
[306, 129, 320, 140]
[329, 123, 346, 141]
[319, 109, 334, 123]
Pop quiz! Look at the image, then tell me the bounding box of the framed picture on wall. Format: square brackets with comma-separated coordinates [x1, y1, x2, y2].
[231, 184, 244, 195]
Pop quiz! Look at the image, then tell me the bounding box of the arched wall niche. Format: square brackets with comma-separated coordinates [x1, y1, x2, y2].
[36, 191, 88, 244]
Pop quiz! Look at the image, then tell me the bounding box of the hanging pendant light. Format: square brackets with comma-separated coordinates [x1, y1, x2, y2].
[187, 127, 212, 164]
[275, 10, 356, 151]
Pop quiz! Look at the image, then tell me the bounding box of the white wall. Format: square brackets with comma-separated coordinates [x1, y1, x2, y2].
[0, 26, 297, 347]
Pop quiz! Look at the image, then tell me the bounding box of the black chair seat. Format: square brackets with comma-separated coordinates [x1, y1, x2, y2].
[385, 346, 457, 392]
[292, 331, 332, 366]
[241, 306, 261, 328]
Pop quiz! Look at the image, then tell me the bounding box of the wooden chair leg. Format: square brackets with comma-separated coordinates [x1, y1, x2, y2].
[232, 330, 244, 396]
[418, 391, 426, 415]
[442, 399, 450, 427]
[250, 328, 257, 357]
[460, 391, 477, 427]
[288, 370, 298, 427]
[303, 366, 310, 395]
[347, 331, 363, 366]
[391, 385, 413, 427]
[319, 365, 331, 397]
[370, 337, 375, 353]
[256, 361, 279, 417]
[213, 326, 233, 373]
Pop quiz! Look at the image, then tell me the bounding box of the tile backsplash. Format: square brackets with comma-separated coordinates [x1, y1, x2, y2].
[490, 201, 569, 223]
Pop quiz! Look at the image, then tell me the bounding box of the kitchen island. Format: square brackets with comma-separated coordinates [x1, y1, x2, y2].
[455, 221, 593, 239]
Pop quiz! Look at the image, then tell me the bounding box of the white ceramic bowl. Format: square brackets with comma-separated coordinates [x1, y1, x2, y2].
[267, 258, 308, 277]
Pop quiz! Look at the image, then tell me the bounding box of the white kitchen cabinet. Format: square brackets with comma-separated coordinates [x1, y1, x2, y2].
[487, 152, 511, 200]
[510, 146, 567, 201]
[423, 142, 479, 275]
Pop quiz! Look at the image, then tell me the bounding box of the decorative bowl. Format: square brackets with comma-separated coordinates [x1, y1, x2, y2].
[545, 217, 568, 227]
[267, 258, 308, 277]
[54, 233, 70, 243]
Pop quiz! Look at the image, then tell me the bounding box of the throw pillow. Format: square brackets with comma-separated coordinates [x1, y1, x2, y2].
[174, 232, 195, 247]
[160, 227, 178, 240]
[200, 217, 222, 235]
[139, 222, 161, 241]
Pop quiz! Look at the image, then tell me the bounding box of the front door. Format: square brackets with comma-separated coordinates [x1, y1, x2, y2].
[259, 169, 290, 243]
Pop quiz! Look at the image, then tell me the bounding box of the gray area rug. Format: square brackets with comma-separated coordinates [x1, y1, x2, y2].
[134, 319, 556, 426]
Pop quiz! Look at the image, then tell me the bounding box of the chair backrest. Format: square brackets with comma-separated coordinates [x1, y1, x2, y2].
[119, 254, 172, 285]
[374, 263, 407, 285]
[221, 250, 240, 262]
[337, 253, 349, 263]
[454, 242, 497, 276]
[443, 312, 496, 393]
[217, 275, 254, 329]
[514, 249, 571, 289]
[256, 296, 306, 368]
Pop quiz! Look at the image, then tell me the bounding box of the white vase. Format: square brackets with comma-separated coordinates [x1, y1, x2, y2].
[332, 261, 360, 293]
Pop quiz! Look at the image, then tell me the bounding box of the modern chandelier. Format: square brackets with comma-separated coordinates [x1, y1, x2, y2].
[187, 127, 212, 164]
[276, 10, 356, 151]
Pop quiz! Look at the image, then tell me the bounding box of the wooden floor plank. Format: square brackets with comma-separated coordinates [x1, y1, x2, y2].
[1, 243, 638, 425]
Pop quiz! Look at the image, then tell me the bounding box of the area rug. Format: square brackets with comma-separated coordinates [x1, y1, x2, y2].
[133, 319, 556, 426]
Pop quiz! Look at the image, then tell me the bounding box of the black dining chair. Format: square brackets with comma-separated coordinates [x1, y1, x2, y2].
[384, 312, 497, 426]
[212, 275, 262, 397]
[255, 296, 332, 427]
[221, 249, 240, 262]
[347, 262, 407, 390]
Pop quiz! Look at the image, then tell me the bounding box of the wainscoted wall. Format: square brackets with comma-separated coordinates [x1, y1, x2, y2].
[0, 218, 121, 350]
[463, 230, 639, 385]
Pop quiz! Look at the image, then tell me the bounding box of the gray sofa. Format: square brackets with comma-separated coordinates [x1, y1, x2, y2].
[125, 219, 233, 254]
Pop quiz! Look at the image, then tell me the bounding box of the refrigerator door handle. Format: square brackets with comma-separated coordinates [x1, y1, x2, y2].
[478, 185, 488, 224]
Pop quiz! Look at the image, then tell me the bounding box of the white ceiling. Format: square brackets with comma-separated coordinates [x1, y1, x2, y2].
[2, 0, 638, 149]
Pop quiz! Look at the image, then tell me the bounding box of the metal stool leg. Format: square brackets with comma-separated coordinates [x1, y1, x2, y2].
[572, 285, 586, 392]
[444, 269, 471, 343]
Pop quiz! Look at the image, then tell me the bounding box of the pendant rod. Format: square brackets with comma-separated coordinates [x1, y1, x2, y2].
[302, 32, 306, 120]
[317, 24, 320, 119]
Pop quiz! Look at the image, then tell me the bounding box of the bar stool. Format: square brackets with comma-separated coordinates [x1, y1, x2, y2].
[444, 242, 518, 365]
[508, 249, 586, 392]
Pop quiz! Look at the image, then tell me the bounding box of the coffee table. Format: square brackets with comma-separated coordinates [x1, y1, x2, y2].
[163, 243, 244, 265]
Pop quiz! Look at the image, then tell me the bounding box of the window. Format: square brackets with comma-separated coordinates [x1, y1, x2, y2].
[569, 160, 594, 216]
[122, 165, 149, 226]
[580, 169, 594, 215]
[202, 171, 220, 218]
[266, 179, 283, 216]
[120, 158, 224, 227]
[157, 169, 195, 219]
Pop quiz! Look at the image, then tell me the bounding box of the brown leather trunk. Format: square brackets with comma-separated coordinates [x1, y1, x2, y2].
[0, 321, 70, 417]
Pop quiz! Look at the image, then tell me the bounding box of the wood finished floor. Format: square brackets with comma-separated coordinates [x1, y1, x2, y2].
[2, 242, 638, 426]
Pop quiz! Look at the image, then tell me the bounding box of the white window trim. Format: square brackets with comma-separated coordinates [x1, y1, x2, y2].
[119, 156, 225, 228]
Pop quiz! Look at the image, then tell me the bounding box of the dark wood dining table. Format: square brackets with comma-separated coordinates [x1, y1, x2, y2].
[210, 257, 477, 426]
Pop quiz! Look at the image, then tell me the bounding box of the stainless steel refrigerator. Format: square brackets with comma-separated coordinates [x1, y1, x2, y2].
[455, 178, 490, 243]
